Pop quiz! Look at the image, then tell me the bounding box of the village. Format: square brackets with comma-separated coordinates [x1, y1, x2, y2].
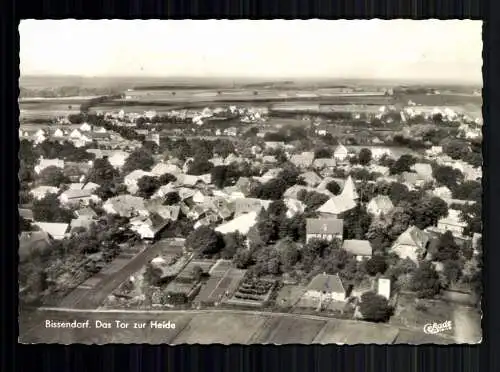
[18, 87, 483, 344]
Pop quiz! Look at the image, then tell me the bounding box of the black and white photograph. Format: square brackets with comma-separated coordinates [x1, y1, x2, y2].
[18, 19, 482, 344]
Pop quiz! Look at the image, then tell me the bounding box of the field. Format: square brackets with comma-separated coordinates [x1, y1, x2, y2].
[275, 285, 307, 308]
[312, 319, 400, 344]
[19, 309, 458, 344]
[390, 293, 482, 343]
[251, 317, 326, 344]
[171, 312, 268, 344]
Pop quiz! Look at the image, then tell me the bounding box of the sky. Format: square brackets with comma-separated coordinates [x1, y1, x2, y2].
[19, 19, 482, 83]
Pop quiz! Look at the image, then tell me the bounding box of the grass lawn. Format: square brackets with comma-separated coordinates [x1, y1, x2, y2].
[275, 285, 307, 308]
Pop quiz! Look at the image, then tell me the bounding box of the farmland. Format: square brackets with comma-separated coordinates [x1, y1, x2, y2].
[19, 308, 459, 344]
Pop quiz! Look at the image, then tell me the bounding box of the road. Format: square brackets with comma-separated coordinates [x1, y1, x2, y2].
[57, 239, 184, 309]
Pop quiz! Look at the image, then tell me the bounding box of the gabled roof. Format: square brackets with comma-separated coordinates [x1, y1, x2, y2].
[342, 240, 373, 256]
[215, 211, 259, 235]
[438, 209, 467, 228]
[33, 222, 69, 238]
[392, 225, 429, 250]
[340, 176, 359, 200]
[299, 171, 323, 186]
[307, 273, 346, 294]
[306, 218, 343, 235]
[290, 152, 315, 167]
[19, 208, 34, 221]
[234, 197, 272, 216]
[367, 195, 394, 213]
[125, 169, 153, 182]
[60, 189, 93, 199]
[313, 158, 336, 168]
[334, 144, 348, 155]
[151, 162, 181, 176]
[317, 195, 357, 215]
[412, 163, 433, 178]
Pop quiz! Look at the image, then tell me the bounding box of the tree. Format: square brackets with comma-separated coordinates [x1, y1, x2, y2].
[433, 231, 460, 262]
[359, 292, 392, 322]
[213, 140, 235, 158]
[233, 247, 253, 269]
[32, 193, 74, 223]
[276, 238, 300, 272]
[409, 261, 441, 298]
[412, 196, 448, 229]
[366, 255, 387, 276]
[325, 180, 341, 195]
[389, 154, 416, 175]
[452, 180, 481, 201]
[164, 191, 180, 205]
[388, 182, 410, 205]
[158, 173, 177, 185]
[442, 260, 462, 287]
[143, 263, 162, 287]
[185, 226, 222, 256]
[314, 148, 332, 159]
[87, 158, 120, 185]
[122, 148, 155, 174]
[358, 148, 373, 166]
[432, 164, 464, 190]
[443, 139, 470, 160]
[222, 232, 245, 259]
[342, 205, 372, 240]
[187, 158, 214, 175]
[192, 265, 204, 282]
[298, 191, 330, 211]
[137, 175, 161, 199]
[211, 165, 229, 189]
[38, 166, 70, 187]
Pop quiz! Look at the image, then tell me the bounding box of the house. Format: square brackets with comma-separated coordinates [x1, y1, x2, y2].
[303, 273, 348, 302]
[264, 141, 285, 150]
[82, 182, 100, 192]
[299, 171, 323, 187]
[369, 165, 390, 176]
[316, 195, 357, 218]
[80, 123, 92, 132]
[437, 209, 467, 237]
[124, 169, 153, 194]
[103, 195, 148, 218]
[234, 198, 272, 217]
[390, 225, 430, 263]
[366, 195, 394, 217]
[106, 151, 130, 169]
[411, 163, 434, 182]
[333, 144, 349, 162]
[69, 129, 82, 139]
[151, 162, 181, 176]
[340, 176, 359, 200]
[19, 231, 53, 262]
[59, 189, 98, 206]
[33, 222, 69, 240]
[257, 168, 282, 184]
[425, 146, 443, 157]
[290, 152, 315, 169]
[261, 155, 277, 164]
[74, 207, 97, 219]
[52, 128, 64, 138]
[342, 240, 373, 261]
[377, 277, 392, 300]
[215, 211, 259, 235]
[19, 208, 34, 221]
[34, 158, 65, 174]
[283, 198, 306, 218]
[371, 148, 393, 160]
[306, 218, 343, 243]
[432, 186, 453, 200]
[130, 215, 169, 240]
[30, 186, 59, 200]
[313, 158, 336, 170]
[70, 216, 95, 233]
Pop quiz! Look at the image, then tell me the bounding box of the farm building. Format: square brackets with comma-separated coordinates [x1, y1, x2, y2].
[306, 218, 343, 243]
[342, 240, 373, 261]
[390, 225, 430, 263]
[303, 273, 349, 303]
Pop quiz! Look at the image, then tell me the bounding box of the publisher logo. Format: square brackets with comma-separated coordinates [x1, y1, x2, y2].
[423, 320, 453, 334]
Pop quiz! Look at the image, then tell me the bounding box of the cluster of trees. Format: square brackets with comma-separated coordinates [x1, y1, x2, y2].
[389, 154, 417, 175]
[442, 138, 482, 168]
[263, 127, 308, 143]
[32, 193, 75, 223]
[249, 164, 302, 200]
